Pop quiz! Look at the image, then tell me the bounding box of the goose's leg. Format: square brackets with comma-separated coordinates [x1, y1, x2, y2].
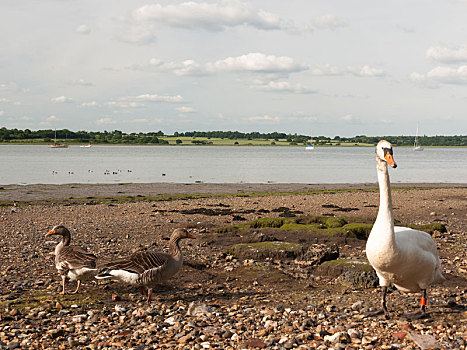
[71, 280, 81, 294]
[146, 288, 153, 304]
[140, 286, 147, 296]
[60, 275, 67, 295]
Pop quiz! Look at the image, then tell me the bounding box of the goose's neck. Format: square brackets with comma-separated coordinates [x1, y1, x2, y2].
[169, 238, 182, 258]
[374, 157, 396, 246]
[55, 233, 71, 255]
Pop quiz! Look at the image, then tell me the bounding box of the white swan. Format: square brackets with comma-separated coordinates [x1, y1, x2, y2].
[366, 140, 444, 318]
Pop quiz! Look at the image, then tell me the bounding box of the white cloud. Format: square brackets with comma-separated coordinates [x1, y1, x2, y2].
[341, 114, 359, 122]
[136, 53, 307, 77]
[253, 80, 314, 94]
[96, 117, 117, 125]
[348, 65, 385, 77]
[81, 101, 99, 107]
[207, 53, 306, 74]
[76, 24, 91, 35]
[310, 64, 385, 77]
[135, 94, 184, 102]
[313, 14, 349, 30]
[131, 118, 150, 123]
[8, 115, 32, 121]
[176, 106, 196, 113]
[0, 110, 4, 116]
[70, 79, 94, 86]
[39, 115, 59, 126]
[51, 96, 73, 103]
[426, 44, 467, 63]
[410, 66, 467, 85]
[119, 25, 157, 45]
[248, 114, 280, 123]
[132, 0, 284, 31]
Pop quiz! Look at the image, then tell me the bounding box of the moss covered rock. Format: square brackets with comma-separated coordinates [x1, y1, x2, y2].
[325, 217, 347, 228]
[408, 222, 447, 234]
[317, 259, 378, 289]
[227, 241, 306, 260]
[343, 223, 373, 239]
[249, 217, 286, 228]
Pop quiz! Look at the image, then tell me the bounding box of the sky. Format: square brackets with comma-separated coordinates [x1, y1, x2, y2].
[1, 0, 467, 137]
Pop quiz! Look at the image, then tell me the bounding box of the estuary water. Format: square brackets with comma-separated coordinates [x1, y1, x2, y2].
[0, 145, 465, 185]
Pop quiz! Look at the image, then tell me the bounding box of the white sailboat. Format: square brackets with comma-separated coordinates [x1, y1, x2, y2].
[80, 141, 92, 148]
[413, 123, 424, 151]
[305, 130, 315, 150]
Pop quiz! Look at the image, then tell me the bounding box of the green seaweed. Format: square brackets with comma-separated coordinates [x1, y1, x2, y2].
[325, 217, 347, 228]
[227, 241, 305, 260]
[408, 223, 447, 234]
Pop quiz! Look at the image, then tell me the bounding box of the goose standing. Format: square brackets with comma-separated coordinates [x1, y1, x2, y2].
[366, 140, 444, 318]
[95, 228, 195, 304]
[45, 225, 98, 294]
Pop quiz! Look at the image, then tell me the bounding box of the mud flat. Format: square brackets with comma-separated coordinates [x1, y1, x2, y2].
[0, 183, 465, 349]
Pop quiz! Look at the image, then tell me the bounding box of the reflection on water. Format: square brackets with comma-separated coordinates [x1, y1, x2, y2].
[0, 145, 465, 185]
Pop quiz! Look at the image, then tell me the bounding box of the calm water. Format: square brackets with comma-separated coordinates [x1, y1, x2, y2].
[0, 145, 465, 185]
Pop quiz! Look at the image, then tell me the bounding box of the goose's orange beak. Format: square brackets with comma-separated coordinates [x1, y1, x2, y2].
[187, 232, 195, 239]
[384, 153, 397, 168]
[45, 229, 55, 237]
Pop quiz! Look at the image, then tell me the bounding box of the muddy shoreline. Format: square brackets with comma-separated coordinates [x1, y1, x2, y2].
[0, 182, 465, 203]
[0, 183, 466, 349]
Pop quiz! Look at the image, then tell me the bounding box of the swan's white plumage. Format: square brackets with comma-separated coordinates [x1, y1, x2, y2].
[366, 140, 444, 297]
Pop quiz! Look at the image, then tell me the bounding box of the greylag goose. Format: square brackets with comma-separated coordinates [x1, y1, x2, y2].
[45, 225, 98, 294]
[95, 228, 195, 304]
[366, 140, 444, 318]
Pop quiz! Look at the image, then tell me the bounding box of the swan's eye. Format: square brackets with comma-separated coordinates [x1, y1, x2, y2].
[383, 148, 393, 156]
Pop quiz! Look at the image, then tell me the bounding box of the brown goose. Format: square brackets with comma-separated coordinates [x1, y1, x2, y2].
[95, 228, 195, 303]
[45, 225, 98, 294]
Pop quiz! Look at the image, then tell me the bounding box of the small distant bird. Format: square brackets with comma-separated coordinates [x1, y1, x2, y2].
[95, 228, 195, 304]
[45, 225, 98, 294]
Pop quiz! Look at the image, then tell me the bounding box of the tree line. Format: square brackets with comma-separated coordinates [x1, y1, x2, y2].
[0, 127, 465, 146]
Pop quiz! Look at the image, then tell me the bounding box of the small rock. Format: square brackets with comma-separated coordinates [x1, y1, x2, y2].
[347, 328, 362, 339]
[351, 301, 363, 311]
[7, 342, 20, 350]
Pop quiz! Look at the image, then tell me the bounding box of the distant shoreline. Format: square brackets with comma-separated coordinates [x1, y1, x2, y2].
[1, 142, 466, 148]
[0, 182, 465, 204]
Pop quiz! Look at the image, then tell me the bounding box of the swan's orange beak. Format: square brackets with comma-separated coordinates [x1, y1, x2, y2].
[45, 229, 55, 237]
[384, 153, 397, 168]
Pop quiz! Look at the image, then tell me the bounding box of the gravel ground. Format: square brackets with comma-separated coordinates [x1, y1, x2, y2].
[0, 183, 466, 349]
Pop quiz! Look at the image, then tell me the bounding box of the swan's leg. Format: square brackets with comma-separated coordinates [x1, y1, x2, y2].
[402, 289, 428, 319]
[363, 286, 390, 318]
[60, 275, 67, 295]
[419, 289, 427, 314]
[146, 288, 153, 304]
[381, 286, 389, 317]
[71, 280, 81, 294]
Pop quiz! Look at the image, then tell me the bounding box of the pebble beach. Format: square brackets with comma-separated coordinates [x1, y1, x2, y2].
[0, 183, 466, 349]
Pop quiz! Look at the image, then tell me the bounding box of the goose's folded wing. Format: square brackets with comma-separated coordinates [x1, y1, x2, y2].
[59, 246, 97, 270]
[98, 251, 169, 275]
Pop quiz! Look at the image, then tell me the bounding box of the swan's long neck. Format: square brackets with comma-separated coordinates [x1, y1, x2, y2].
[373, 157, 396, 249]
